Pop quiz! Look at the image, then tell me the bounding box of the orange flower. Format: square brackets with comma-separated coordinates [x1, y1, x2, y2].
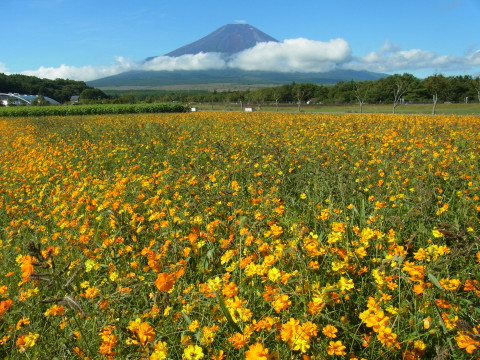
[272, 294, 291, 313]
[137, 322, 155, 345]
[455, 329, 480, 354]
[327, 340, 346, 356]
[322, 324, 338, 338]
[222, 282, 239, 298]
[99, 325, 117, 358]
[17, 255, 35, 283]
[228, 332, 250, 349]
[154, 272, 175, 292]
[246, 342, 271, 360]
[377, 326, 400, 349]
[81, 286, 100, 299]
[44, 305, 65, 316]
[0, 299, 13, 317]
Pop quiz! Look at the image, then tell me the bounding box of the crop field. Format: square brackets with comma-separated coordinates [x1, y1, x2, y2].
[0, 103, 187, 118]
[0, 112, 479, 359]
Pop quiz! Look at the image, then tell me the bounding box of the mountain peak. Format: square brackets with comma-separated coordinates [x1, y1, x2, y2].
[147, 24, 278, 60]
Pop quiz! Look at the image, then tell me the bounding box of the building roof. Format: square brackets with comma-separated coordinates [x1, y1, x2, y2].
[0, 93, 60, 105]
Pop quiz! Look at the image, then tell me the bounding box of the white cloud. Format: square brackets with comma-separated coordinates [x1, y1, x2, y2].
[0, 62, 8, 73]
[21, 57, 136, 81]
[343, 41, 479, 73]
[11, 38, 480, 81]
[143, 52, 227, 71]
[229, 38, 351, 72]
[465, 50, 480, 66]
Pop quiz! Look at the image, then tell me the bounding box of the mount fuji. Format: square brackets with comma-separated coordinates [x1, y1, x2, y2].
[88, 24, 385, 89]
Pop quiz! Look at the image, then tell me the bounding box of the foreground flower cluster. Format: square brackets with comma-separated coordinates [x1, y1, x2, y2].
[0, 112, 479, 359]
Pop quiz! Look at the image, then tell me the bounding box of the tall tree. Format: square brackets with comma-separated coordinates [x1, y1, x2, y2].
[353, 81, 370, 113]
[472, 76, 480, 103]
[385, 73, 416, 114]
[423, 74, 448, 115]
[293, 83, 317, 112]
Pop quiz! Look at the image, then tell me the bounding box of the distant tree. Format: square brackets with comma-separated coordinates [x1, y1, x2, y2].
[384, 73, 417, 114]
[446, 75, 473, 102]
[278, 83, 294, 103]
[252, 88, 270, 110]
[119, 93, 136, 104]
[314, 85, 329, 103]
[80, 88, 108, 102]
[227, 91, 246, 110]
[270, 88, 281, 112]
[353, 81, 370, 113]
[472, 76, 480, 102]
[293, 83, 317, 112]
[423, 74, 448, 115]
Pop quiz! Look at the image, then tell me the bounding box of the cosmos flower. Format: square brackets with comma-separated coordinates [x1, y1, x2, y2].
[183, 344, 204, 360]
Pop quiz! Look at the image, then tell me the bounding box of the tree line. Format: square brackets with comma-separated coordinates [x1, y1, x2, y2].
[1, 72, 479, 114]
[112, 73, 480, 114]
[0, 73, 108, 104]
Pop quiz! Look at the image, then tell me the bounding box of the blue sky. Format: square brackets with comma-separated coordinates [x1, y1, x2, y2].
[1, 0, 479, 81]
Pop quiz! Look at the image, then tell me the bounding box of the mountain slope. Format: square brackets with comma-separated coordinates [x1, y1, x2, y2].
[88, 69, 386, 88]
[146, 24, 278, 61]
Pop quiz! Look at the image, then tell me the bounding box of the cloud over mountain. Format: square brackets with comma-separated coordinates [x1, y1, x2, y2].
[143, 52, 227, 71]
[9, 24, 480, 81]
[229, 38, 351, 72]
[18, 38, 352, 81]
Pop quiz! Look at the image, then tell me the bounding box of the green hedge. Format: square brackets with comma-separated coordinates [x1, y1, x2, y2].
[0, 103, 188, 117]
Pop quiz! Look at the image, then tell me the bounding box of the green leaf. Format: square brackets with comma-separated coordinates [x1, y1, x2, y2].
[427, 272, 443, 290]
[214, 290, 243, 334]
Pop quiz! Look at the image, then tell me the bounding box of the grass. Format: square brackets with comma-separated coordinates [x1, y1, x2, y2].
[202, 102, 480, 115]
[0, 112, 479, 359]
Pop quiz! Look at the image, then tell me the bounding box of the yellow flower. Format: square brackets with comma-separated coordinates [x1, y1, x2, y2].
[183, 344, 204, 360]
[17, 332, 39, 352]
[84, 259, 99, 272]
[150, 341, 168, 360]
[16, 317, 30, 330]
[267, 268, 282, 283]
[280, 318, 317, 353]
[432, 229, 444, 238]
[188, 320, 200, 332]
[200, 325, 218, 346]
[338, 276, 354, 291]
[109, 271, 119, 282]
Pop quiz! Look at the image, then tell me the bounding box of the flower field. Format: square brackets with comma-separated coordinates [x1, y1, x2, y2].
[0, 112, 479, 359]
